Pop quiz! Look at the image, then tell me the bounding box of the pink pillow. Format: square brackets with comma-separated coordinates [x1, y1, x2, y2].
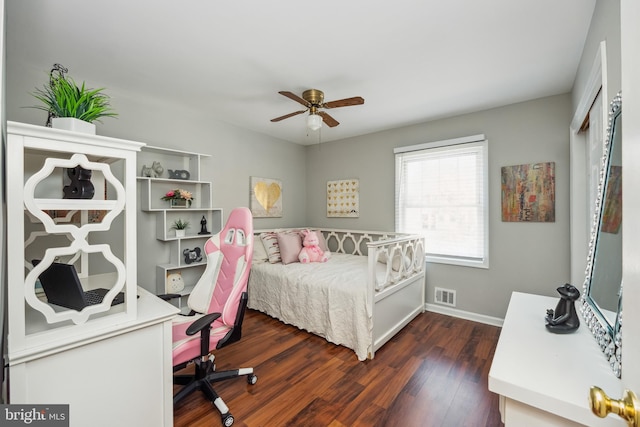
[276, 231, 303, 264]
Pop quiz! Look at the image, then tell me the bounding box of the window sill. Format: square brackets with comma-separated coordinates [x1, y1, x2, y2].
[425, 255, 489, 269]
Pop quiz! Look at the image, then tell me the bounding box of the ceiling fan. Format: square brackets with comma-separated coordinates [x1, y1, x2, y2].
[270, 89, 364, 130]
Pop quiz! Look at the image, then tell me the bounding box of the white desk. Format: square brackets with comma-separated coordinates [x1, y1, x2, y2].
[8, 288, 179, 427]
[488, 292, 624, 426]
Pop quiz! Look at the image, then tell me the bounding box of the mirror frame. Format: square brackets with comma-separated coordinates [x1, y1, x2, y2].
[580, 92, 622, 378]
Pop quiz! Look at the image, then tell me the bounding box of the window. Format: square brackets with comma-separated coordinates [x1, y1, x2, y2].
[395, 134, 489, 268]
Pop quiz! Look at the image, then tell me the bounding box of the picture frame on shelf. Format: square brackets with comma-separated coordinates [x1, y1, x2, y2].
[183, 247, 203, 264]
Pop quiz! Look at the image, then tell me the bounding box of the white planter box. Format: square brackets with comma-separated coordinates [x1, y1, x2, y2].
[52, 117, 96, 135]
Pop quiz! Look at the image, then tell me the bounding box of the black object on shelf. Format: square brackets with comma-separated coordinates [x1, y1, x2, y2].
[545, 283, 580, 334]
[63, 166, 94, 199]
[198, 215, 210, 235]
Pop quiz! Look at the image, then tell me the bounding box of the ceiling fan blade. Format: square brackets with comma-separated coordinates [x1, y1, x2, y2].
[278, 91, 310, 107]
[318, 111, 340, 127]
[270, 110, 306, 122]
[322, 96, 364, 109]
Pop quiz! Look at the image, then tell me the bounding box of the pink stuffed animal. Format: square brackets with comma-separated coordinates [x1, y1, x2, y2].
[298, 229, 330, 263]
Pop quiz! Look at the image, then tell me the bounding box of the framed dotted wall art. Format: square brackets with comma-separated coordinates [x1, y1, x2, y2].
[327, 179, 359, 218]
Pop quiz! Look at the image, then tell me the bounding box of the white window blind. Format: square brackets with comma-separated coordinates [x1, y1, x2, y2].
[395, 135, 489, 268]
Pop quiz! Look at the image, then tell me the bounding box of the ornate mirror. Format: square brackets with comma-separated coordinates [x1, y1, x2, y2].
[580, 92, 622, 378]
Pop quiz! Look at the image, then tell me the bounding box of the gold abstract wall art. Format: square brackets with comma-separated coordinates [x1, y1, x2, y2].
[501, 162, 555, 222]
[250, 177, 282, 217]
[327, 179, 359, 218]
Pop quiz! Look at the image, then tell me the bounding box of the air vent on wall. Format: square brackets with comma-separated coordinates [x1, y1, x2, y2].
[435, 287, 456, 307]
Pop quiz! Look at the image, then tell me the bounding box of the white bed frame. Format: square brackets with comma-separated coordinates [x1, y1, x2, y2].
[251, 228, 425, 359]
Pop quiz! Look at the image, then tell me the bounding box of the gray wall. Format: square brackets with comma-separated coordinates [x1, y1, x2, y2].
[306, 94, 572, 319]
[572, 0, 621, 109]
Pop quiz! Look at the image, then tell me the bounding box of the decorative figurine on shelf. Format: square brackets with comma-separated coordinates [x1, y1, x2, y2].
[140, 161, 164, 178]
[63, 166, 94, 199]
[545, 283, 581, 333]
[198, 215, 210, 235]
[166, 272, 185, 293]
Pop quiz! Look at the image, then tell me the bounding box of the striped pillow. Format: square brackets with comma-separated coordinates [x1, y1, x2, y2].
[260, 232, 281, 263]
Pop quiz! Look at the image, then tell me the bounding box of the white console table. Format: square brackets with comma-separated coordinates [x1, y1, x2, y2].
[489, 292, 624, 426]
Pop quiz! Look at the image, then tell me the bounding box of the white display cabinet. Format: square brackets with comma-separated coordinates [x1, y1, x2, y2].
[6, 122, 178, 425]
[6, 121, 144, 355]
[137, 145, 222, 303]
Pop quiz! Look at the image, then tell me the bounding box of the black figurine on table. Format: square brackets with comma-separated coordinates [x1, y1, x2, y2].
[545, 283, 581, 333]
[198, 215, 210, 235]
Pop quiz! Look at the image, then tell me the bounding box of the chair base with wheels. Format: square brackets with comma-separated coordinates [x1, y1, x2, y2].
[172, 293, 257, 427]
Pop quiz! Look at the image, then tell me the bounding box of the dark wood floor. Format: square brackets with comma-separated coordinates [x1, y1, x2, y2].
[174, 309, 504, 427]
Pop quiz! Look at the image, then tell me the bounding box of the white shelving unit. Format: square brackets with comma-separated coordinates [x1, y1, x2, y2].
[137, 145, 222, 301]
[6, 122, 178, 426]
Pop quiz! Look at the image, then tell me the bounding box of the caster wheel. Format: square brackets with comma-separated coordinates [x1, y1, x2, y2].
[222, 413, 234, 426]
[248, 374, 258, 385]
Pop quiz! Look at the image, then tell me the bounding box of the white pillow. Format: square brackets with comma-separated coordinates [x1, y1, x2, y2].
[377, 251, 410, 271]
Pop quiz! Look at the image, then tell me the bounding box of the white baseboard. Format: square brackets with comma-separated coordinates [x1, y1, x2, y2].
[425, 303, 504, 327]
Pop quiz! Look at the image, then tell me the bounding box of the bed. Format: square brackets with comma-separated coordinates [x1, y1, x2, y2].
[248, 228, 426, 360]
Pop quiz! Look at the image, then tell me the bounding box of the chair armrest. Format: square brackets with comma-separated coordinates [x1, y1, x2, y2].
[157, 293, 182, 301]
[185, 312, 222, 336]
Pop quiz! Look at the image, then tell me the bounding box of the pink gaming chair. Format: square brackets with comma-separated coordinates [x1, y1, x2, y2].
[168, 207, 255, 427]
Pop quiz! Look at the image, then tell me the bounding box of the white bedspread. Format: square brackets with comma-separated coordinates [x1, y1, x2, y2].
[248, 253, 375, 360]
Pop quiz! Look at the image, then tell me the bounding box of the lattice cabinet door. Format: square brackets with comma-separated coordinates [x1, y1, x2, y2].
[6, 121, 143, 358]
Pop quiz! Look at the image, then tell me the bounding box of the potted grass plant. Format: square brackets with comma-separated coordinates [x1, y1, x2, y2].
[171, 219, 190, 238]
[30, 68, 117, 134]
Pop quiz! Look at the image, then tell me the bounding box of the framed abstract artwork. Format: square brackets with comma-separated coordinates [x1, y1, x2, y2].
[501, 162, 555, 222]
[327, 179, 359, 217]
[250, 177, 282, 217]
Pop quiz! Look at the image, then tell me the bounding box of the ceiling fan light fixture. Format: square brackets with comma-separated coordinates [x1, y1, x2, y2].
[272, 89, 363, 129]
[307, 114, 322, 131]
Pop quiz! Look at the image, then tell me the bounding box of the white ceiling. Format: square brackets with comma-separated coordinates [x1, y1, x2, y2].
[6, 0, 596, 145]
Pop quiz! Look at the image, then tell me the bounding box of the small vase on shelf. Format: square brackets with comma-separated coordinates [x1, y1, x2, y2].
[171, 199, 188, 208]
[175, 229, 186, 238]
